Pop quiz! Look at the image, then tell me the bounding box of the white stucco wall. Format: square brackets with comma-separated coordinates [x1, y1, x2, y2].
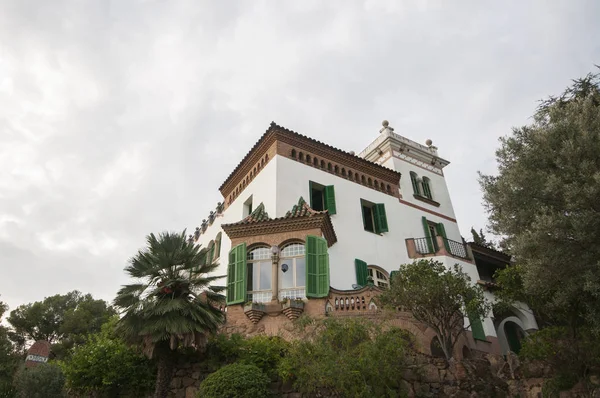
[194, 157, 279, 284]
[275, 155, 464, 291]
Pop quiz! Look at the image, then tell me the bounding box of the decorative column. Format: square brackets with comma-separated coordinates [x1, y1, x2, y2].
[271, 246, 280, 301]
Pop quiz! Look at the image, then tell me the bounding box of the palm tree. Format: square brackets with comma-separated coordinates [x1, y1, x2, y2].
[114, 230, 225, 398]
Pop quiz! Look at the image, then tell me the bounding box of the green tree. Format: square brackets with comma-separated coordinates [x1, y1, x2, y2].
[479, 69, 600, 333]
[7, 291, 115, 358]
[379, 259, 490, 360]
[13, 364, 65, 398]
[278, 318, 412, 397]
[114, 231, 225, 398]
[470, 227, 495, 249]
[0, 299, 19, 398]
[59, 316, 155, 397]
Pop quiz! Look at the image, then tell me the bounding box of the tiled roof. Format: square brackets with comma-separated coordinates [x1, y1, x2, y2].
[285, 197, 327, 218]
[219, 122, 400, 192]
[222, 197, 338, 247]
[225, 197, 326, 227]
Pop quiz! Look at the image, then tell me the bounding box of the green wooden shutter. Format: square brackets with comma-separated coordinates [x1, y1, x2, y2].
[422, 216, 434, 253]
[410, 172, 420, 195]
[468, 312, 487, 341]
[306, 235, 330, 298]
[309, 181, 314, 208]
[389, 270, 399, 285]
[207, 241, 214, 265]
[435, 223, 451, 252]
[226, 243, 247, 305]
[373, 204, 388, 233]
[324, 185, 336, 215]
[354, 259, 368, 286]
[215, 232, 222, 258]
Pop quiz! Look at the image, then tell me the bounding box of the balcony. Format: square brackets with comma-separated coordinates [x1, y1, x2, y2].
[406, 236, 471, 261]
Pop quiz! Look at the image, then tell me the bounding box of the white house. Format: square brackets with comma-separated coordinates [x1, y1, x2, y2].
[192, 121, 537, 356]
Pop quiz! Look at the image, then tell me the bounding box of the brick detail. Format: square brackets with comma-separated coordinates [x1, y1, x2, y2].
[220, 123, 403, 206]
[229, 227, 322, 249]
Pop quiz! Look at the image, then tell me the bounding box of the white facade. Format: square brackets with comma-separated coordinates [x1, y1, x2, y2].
[194, 123, 537, 347]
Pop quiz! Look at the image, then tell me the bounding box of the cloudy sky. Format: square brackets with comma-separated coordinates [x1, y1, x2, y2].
[1, 0, 598, 312]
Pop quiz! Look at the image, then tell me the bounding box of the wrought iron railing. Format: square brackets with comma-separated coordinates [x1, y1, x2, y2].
[443, 238, 469, 259]
[413, 237, 435, 254]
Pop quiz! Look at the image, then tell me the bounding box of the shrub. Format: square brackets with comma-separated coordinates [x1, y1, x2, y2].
[197, 363, 270, 398]
[203, 334, 288, 378]
[14, 364, 65, 398]
[520, 327, 600, 393]
[278, 318, 412, 397]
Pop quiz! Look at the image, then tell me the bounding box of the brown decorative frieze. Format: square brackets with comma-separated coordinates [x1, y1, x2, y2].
[222, 213, 337, 247]
[219, 122, 402, 206]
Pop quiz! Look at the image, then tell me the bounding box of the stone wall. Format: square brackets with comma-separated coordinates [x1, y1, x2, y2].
[167, 352, 596, 398]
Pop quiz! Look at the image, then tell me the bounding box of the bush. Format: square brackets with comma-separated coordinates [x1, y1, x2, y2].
[278, 318, 412, 397]
[520, 327, 600, 393]
[60, 317, 155, 397]
[14, 364, 65, 398]
[197, 363, 270, 398]
[204, 334, 288, 378]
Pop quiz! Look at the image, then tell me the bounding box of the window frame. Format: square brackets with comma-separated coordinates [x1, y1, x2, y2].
[309, 181, 336, 215]
[279, 243, 306, 300]
[246, 246, 272, 303]
[360, 199, 388, 234]
[367, 266, 390, 288]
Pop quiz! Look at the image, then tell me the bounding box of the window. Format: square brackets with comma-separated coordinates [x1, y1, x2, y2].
[368, 267, 389, 288]
[422, 177, 433, 199]
[214, 232, 222, 259]
[246, 246, 272, 303]
[410, 172, 420, 195]
[279, 243, 306, 300]
[421, 216, 450, 253]
[243, 196, 253, 217]
[361, 199, 388, 233]
[355, 260, 390, 288]
[309, 181, 336, 215]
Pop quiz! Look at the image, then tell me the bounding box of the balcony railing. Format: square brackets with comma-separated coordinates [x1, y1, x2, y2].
[413, 237, 435, 255]
[444, 238, 469, 259]
[406, 236, 470, 260]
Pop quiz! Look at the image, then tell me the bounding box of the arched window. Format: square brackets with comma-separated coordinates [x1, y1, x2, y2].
[321, 160, 325, 168]
[334, 165, 339, 174]
[214, 232, 222, 259]
[341, 168, 346, 177]
[367, 266, 389, 288]
[387, 184, 391, 193]
[291, 149, 296, 158]
[313, 157, 319, 167]
[327, 162, 332, 172]
[361, 175, 366, 184]
[279, 243, 306, 300]
[368, 177, 372, 186]
[422, 177, 433, 199]
[374, 180, 379, 189]
[246, 246, 272, 303]
[306, 155, 311, 163]
[206, 240, 215, 265]
[348, 171, 353, 180]
[410, 172, 421, 195]
[298, 152, 304, 161]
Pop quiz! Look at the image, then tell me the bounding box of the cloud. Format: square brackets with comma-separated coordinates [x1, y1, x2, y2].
[0, 0, 599, 311]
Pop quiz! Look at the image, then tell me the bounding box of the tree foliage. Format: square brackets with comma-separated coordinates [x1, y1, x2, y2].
[279, 318, 412, 397]
[0, 300, 18, 398]
[379, 260, 490, 360]
[479, 69, 600, 333]
[470, 227, 495, 250]
[114, 230, 225, 398]
[197, 363, 270, 398]
[59, 317, 155, 397]
[13, 364, 65, 398]
[7, 291, 115, 358]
